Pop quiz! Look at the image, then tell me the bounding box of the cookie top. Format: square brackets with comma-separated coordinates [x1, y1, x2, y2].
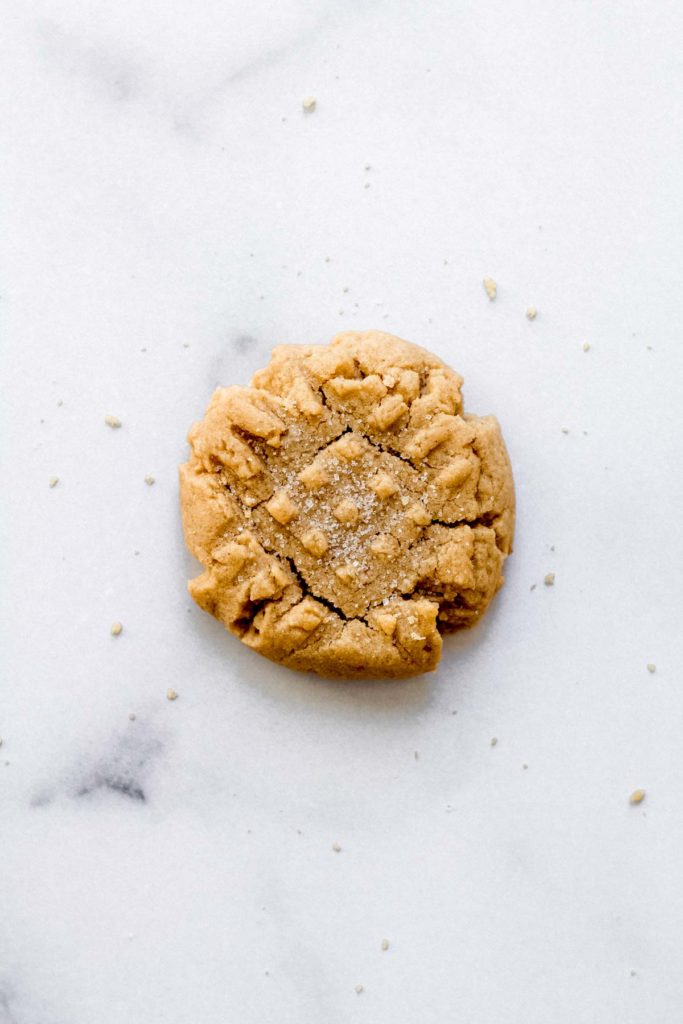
[180, 331, 514, 678]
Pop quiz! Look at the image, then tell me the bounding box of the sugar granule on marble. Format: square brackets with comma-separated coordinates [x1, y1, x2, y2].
[49, 476, 59, 488]
[144, 475, 155, 485]
[355, 985, 364, 994]
[583, 342, 591, 352]
[105, 414, 122, 428]
[332, 842, 342, 852]
[381, 938, 389, 950]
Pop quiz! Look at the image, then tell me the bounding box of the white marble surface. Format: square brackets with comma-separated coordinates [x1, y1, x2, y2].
[2, 1, 683, 1021]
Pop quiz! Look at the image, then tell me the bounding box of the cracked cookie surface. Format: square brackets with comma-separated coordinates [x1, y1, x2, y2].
[180, 331, 514, 678]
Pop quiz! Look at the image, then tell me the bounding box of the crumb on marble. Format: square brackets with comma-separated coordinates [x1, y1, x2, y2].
[332, 842, 342, 852]
[166, 688, 179, 701]
[583, 342, 591, 352]
[144, 475, 155, 486]
[561, 427, 569, 434]
[302, 95, 316, 113]
[381, 938, 389, 951]
[105, 414, 122, 429]
[110, 621, 123, 636]
[526, 306, 537, 320]
[128, 713, 136, 721]
[629, 789, 646, 805]
[490, 737, 498, 747]
[355, 985, 364, 994]
[544, 573, 555, 586]
[49, 476, 59, 488]
[57, 399, 63, 406]
[483, 277, 497, 301]
[646, 663, 656, 674]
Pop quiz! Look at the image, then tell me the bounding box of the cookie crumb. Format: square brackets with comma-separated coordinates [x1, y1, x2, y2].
[105, 414, 122, 429]
[526, 306, 537, 320]
[483, 277, 497, 301]
[144, 475, 155, 485]
[332, 842, 342, 852]
[646, 663, 656, 674]
[582, 342, 591, 352]
[110, 621, 123, 636]
[629, 789, 646, 805]
[302, 96, 316, 113]
[544, 573, 555, 586]
[490, 737, 498, 747]
[381, 938, 389, 951]
[128, 713, 136, 721]
[355, 985, 364, 994]
[166, 688, 179, 701]
[49, 476, 59, 488]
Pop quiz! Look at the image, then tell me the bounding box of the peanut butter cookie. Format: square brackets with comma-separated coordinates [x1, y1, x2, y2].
[180, 331, 514, 678]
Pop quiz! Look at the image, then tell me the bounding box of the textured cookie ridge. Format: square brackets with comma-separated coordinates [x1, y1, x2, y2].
[180, 331, 514, 678]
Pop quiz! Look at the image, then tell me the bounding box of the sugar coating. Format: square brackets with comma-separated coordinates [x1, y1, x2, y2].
[179, 331, 515, 678]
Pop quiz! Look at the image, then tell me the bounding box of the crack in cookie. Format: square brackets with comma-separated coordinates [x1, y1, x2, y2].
[180, 331, 514, 678]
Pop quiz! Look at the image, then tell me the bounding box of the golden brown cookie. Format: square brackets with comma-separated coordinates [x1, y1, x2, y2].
[180, 331, 514, 678]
